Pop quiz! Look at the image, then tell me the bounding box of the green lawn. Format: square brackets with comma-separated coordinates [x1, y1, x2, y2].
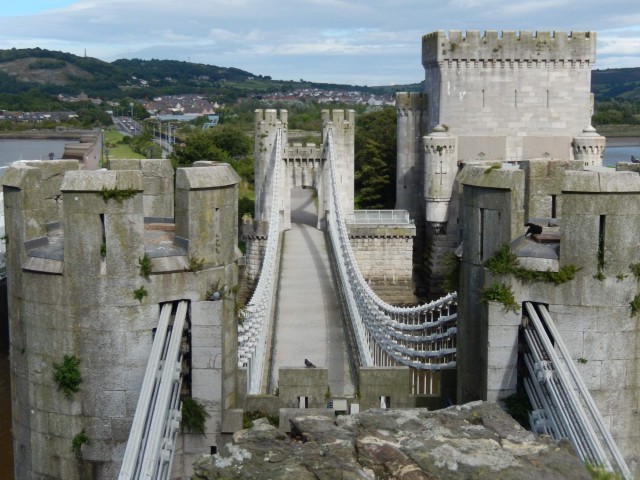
[103, 128, 144, 160]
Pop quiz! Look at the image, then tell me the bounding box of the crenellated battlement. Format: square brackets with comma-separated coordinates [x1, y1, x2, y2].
[396, 92, 428, 115]
[254, 108, 288, 127]
[422, 30, 596, 66]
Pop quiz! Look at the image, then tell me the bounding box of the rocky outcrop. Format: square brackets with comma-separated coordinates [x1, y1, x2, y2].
[193, 401, 591, 479]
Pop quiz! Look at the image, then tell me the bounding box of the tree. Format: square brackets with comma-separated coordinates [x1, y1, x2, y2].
[354, 107, 396, 209]
[169, 124, 252, 167]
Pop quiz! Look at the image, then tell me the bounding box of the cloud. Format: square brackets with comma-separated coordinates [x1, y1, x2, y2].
[0, 0, 638, 84]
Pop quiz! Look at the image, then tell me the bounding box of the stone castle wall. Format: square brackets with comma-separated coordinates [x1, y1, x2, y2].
[4, 160, 241, 479]
[457, 160, 640, 471]
[348, 224, 416, 304]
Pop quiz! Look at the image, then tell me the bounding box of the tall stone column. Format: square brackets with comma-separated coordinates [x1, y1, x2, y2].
[423, 125, 458, 297]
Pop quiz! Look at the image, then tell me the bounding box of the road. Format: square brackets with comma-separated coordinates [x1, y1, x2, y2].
[268, 188, 355, 396]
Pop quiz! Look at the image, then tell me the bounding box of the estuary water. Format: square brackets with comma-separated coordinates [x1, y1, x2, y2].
[0, 138, 76, 168]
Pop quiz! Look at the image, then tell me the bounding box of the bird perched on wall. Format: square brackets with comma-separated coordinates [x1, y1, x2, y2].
[304, 359, 316, 368]
[524, 223, 543, 237]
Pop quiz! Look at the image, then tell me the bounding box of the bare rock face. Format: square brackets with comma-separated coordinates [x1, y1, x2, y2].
[192, 401, 591, 480]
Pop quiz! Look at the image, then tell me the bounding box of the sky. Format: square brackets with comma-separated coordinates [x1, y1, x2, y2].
[0, 0, 639, 86]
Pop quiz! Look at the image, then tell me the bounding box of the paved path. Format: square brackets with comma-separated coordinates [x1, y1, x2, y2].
[269, 188, 355, 396]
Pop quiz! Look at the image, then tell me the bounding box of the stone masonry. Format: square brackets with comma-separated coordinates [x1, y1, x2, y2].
[4, 159, 241, 479]
[457, 159, 640, 472]
[397, 30, 606, 297]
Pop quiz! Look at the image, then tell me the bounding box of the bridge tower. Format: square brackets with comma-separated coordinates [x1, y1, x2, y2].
[246, 109, 355, 286]
[4, 159, 241, 479]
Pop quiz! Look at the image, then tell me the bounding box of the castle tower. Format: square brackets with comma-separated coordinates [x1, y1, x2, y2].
[423, 125, 459, 296]
[322, 109, 355, 218]
[253, 109, 288, 223]
[422, 30, 597, 162]
[4, 160, 241, 479]
[403, 30, 602, 297]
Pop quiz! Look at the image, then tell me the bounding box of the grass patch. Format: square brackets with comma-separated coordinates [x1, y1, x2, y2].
[53, 355, 82, 399]
[485, 244, 578, 284]
[585, 462, 623, 480]
[185, 255, 205, 272]
[480, 282, 519, 313]
[139, 254, 152, 279]
[181, 397, 209, 435]
[71, 429, 89, 458]
[629, 263, 640, 279]
[442, 252, 460, 293]
[630, 294, 640, 317]
[242, 410, 279, 429]
[133, 286, 148, 302]
[98, 187, 138, 203]
[502, 388, 532, 429]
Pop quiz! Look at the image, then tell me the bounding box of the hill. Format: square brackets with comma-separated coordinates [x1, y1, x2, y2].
[0, 47, 637, 105]
[0, 48, 396, 104]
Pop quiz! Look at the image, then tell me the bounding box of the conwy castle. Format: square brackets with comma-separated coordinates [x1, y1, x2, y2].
[1, 29, 638, 479]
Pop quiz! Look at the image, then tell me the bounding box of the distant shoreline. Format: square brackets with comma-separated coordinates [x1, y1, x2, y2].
[606, 137, 640, 147]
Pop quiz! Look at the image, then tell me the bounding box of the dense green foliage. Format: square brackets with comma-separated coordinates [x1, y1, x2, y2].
[479, 282, 519, 313]
[53, 355, 83, 399]
[354, 107, 396, 209]
[71, 430, 89, 458]
[485, 244, 579, 284]
[169, 125, 252, 167]
[181, 396, 209, 434]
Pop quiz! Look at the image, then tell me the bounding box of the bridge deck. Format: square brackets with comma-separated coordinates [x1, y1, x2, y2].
[269, 188, 355, 396]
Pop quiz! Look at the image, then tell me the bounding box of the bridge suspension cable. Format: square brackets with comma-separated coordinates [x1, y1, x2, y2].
[522, 302, 632, 480]
[325, 129, 457, 381]
[237, 128, 283, 394]
[119, 300, 188, 480]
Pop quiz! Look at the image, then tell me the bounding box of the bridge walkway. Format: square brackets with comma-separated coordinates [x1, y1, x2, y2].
[268, 188, 355, 396]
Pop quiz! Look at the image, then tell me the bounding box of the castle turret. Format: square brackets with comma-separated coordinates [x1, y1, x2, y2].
[572, 125, 606, 167]
[4, 160, 241, 479]
[254, 109, 287, 223]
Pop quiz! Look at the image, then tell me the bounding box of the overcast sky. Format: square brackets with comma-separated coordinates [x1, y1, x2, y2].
[0, 0, 639, 86]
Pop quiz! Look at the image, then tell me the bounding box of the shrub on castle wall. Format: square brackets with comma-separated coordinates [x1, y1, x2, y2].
[97, 187, 138, 203]
[480, 282, 519, 313]
[53, 354, 83, 399]
[485, 244, 579, 285]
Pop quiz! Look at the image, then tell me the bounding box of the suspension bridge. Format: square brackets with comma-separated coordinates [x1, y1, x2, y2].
[117, 126, 632, 479]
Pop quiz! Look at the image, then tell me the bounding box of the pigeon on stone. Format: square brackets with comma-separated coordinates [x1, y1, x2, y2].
[304, 359, 316, 368]
[524, 223, 543, 237]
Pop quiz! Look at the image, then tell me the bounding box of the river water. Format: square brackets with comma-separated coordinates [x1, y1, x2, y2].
[0, 138, 75, 168]
[0, 139, 638, 479]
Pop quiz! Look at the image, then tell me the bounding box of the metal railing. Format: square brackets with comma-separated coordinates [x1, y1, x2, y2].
[325, 130, 457, 389]
[345, 210, 411, 225]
